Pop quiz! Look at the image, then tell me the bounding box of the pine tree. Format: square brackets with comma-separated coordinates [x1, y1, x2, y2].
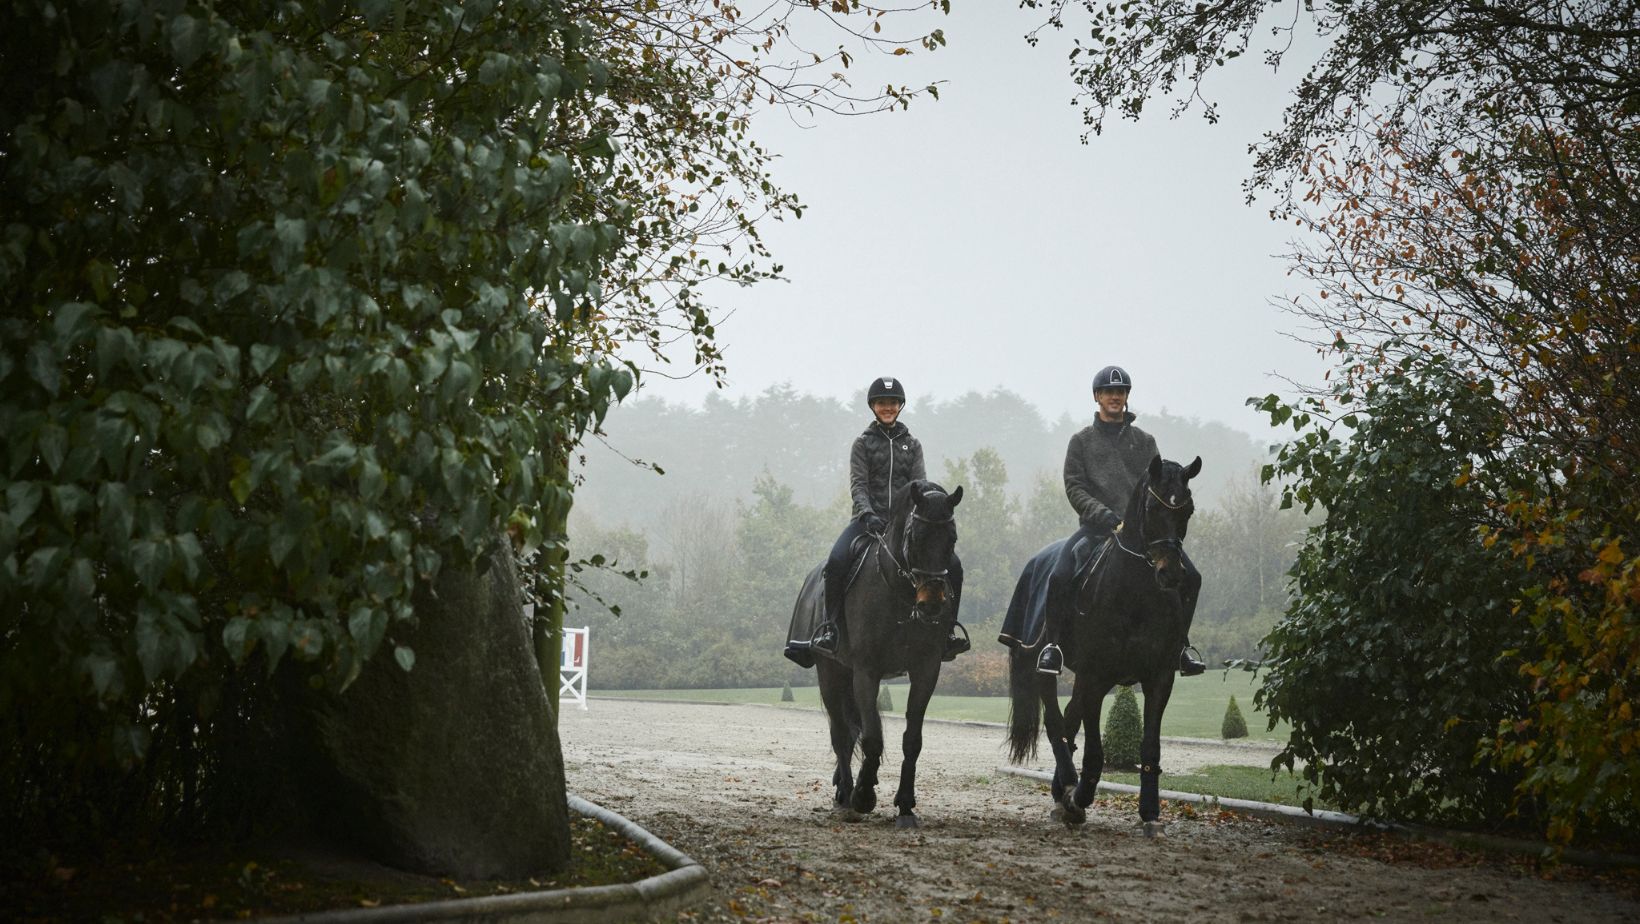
[878, 685, 895, 713]
[1222, 695, 1249, 739]
[1102, 686, 1141, 770]
[781, 680, 795, 703]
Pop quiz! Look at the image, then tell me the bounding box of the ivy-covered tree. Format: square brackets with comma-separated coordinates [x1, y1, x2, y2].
[0, 0, 951, 873]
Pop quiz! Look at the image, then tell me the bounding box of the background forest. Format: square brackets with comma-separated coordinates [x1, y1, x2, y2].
[564, 387, 1309, 692]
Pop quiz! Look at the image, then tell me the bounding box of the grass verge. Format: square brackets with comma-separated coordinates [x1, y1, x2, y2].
[595, 670, 1291, 742]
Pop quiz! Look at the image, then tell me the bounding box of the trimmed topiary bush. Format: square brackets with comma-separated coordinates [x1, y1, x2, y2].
[1102, 686, 1141, 771]
[1222, 695, 1249, 739]
[878, 685, 894, 713]
[781, 680, 795, 703]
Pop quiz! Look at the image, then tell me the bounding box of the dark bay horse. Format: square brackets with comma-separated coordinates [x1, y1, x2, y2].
[1006, 455, 1202, 833]
[798, 479, 962, 829]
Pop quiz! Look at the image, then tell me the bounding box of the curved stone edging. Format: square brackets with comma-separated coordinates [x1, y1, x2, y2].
[996, 766, 1640, 869]
[259, 796, 711, 923]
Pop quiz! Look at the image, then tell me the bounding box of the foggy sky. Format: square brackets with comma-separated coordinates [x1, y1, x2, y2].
[631, 4, 1330, 437]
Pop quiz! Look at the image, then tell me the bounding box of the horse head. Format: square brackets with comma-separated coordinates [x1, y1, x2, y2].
[889, 479, 962, 609]
[1125, 455, 1201, 591]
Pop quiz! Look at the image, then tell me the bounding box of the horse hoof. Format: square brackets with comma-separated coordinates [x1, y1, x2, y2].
[895, 814, 919, 830]
[1143, 821, 1166, 839]
[1051, 800, 1086, 827]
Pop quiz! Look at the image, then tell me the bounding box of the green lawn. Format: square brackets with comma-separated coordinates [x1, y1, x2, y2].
[592, 669, 1289, 742]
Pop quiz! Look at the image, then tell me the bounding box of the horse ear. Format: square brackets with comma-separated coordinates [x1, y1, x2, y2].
[1148, 455, 1163, 479]
[949, 485, 963, 507]
[1184, 456, 1202, 480]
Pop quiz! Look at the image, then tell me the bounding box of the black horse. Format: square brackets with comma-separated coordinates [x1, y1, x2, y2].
[1006, 455, 1202, 833]
[792, 479, 962, 829]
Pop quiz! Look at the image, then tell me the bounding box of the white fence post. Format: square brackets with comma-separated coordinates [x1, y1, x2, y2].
[560, 625, 589, 710]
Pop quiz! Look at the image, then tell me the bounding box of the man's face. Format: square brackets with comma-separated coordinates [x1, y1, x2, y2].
[1095, 387, 1129, 422]
[872, 398, 903, 426]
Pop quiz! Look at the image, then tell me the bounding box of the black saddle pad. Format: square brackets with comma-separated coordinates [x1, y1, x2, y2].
[997, 534, 1102, 651]
[785, 540, 878, 651]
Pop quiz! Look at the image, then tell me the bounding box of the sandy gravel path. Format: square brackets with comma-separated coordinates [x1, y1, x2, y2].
[560, 700, 1638, 923]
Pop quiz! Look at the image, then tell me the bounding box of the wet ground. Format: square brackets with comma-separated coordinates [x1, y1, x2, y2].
[560, 699, 1639, 923]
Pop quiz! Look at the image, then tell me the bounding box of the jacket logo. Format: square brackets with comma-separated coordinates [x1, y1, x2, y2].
[901, 443, 908, 450]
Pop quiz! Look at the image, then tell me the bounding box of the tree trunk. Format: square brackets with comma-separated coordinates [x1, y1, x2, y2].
[288, 540, 571, 878]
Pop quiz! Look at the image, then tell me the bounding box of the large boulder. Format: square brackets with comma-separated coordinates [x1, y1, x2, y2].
[290, 543, 571, 878]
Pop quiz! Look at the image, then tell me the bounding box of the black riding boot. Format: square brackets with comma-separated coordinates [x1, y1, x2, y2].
[1036, 643, 1064, 675]
[942, 623, 970, 662]
[809, 565, 847, 656]
[1179, 643, 1206, 676]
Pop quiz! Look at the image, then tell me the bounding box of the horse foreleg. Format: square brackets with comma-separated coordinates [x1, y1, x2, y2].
[849, 670, 884, 816]
[893, 659, 939, 829]
[1040, 679, 1086, 825]
[816, 660, 857, 811]
[1074, 681, 1115, 810]
[1039, 679, 1076, 803]
[1138, 675, 1176, 830]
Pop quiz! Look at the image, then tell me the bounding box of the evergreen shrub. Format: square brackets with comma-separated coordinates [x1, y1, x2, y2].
[1102, 686, 1141, 770]
[1222, 695, 1249, 739]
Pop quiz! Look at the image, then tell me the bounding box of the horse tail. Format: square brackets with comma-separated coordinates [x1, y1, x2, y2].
[1006, 645, 1041, 763]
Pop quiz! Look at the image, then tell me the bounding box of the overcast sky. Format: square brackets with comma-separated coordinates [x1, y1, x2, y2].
[631, 4, 1330, 437]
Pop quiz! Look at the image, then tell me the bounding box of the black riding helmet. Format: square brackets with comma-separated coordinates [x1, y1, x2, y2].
[1091, 365, 1132, 392]
[867, 376, 907, 407]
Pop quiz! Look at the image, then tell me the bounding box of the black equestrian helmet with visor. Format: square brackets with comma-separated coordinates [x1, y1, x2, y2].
[867, 376, 907, 406]
[1091, 365, 1132, 393]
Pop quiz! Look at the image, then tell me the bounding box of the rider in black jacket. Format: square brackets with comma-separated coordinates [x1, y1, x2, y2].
[787, 377, 968, 663]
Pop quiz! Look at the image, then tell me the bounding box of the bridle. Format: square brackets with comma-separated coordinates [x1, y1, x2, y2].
[877, 494, 956, 623]
[1113, 483, 1191, 567]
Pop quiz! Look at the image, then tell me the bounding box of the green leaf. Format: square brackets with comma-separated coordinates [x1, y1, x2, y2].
[250, 344, 281, 377]
[223, 616, 253, 663]
[394, 645, 415, 672]
[131, 539, 169, 588]
[7, 481, 43, 529]
[26, 343, 59, 396]
[36, 423, 67, 473]
[167, 13, 207, 68]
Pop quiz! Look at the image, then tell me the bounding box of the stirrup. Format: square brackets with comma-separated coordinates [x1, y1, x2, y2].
[1179, 645, 1206, 677]
[1036, 643, 1063, 676]
[941, 622, 971, 662]
[811, 623, 839, 655]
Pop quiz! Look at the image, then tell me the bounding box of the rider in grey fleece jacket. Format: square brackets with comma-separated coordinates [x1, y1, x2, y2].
[1037, 366, 1205, 676]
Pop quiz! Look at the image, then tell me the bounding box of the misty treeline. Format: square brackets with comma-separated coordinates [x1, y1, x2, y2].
[564, 386, 1310, 691]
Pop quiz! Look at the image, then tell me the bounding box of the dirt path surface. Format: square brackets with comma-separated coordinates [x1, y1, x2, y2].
[560, 700, 1638, 923]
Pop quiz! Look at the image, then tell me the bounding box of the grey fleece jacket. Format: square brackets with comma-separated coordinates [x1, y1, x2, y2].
[850, 420, 926, 521]
[1062, 412, 1159, 528]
